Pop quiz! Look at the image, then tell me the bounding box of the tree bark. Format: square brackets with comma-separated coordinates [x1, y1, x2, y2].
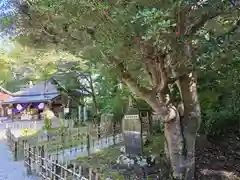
[154, 72, 201, 180]
[177, 72, 201, 179]
[164, 105, 185, 179]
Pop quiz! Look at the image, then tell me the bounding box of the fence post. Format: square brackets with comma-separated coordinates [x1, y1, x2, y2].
[113, 122, 116, 145]
[50, 155, 53, 179]
[78, 165, 82, 178]
[35, 146, 39, 174]
[98, 124, 101, 139]
[64, 163, 68, 179]
[23, 140, 27, 167]
[89, 168, 92, 180]
[87, 134, 90, 155]
[54, 160, 57, 180]
[14, 141, 18, 161]
[47, 132, 50, 141]
[60, 163, 64, 178]
[55, 160, 61, 180]
[27, 145, 32, 175]
[40, 145, 45, 173]
[33, 146, 36, 173]
[95, 172, 99, 180]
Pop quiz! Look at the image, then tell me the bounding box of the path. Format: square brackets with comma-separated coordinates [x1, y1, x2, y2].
[0, 120, 42, 179]
[0, 140, 39, 180]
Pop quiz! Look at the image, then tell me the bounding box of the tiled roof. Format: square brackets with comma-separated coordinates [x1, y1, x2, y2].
[3, 81, 59, 104]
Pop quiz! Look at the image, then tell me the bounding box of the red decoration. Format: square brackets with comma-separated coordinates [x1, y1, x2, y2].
[176, 31, 180, 37]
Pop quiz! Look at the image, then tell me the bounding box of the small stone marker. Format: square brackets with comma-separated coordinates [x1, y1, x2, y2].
[122, 107, 143, 156]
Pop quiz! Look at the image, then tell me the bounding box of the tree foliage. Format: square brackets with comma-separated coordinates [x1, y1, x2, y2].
[1, 0, 240, 178]
[5, 0, 239, 102]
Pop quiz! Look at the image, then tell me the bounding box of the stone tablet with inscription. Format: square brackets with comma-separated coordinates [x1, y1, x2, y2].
[122, 107, 143, 156]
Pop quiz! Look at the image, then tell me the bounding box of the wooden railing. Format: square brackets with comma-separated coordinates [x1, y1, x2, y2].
[5, 120, 122, 161]
[24, 142, 101, 180]
[5, 128, 29, 161]
[6, 128, 18, 160]
[5, 120, 42, 129]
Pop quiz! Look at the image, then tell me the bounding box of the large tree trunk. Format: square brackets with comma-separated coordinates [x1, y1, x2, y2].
[156, 72, 201, 179]
[146, 90, 186, 179]
[177, 72, 201, 179]
[164, 105, 185, 179]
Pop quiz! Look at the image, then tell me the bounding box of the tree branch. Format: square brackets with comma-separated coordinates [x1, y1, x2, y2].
[185, 2, 227, 36]
[156, 54, 168, 93]
[108, 56, 153, 99]
[143, 61, 156, 86]
[215, 18, 240, 43]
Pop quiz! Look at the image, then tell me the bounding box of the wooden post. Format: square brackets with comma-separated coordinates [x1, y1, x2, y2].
[50, 155, 53, 179]
[87, 134, 90, 155]
[56, 147, 59, 161]
[97, 123, 101, 139]
[40, 146, 45, 173]
[60, 163, 64, 178]
[55, 160, 61, 180]
[64, 163, 68, 179]
[95, 172, 99, 180]
[33, 146, 36, 173]
[27, 145, 32, 175]
[89, 168, 92, 180]
[78, 105, 82, 121]
[14, 141, 17, 161]
[46, 155, 50, 177]
[148, 111, 153, 135]
[23, 141, 27, 167]
[78, 165, 82, 178]
[83, 105, 88, 122]
[54, 160, 58, 180]
[113, 122, 116, 145]
[35, 146, 39, 174]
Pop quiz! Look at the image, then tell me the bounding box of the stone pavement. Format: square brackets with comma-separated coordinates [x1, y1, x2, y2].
[0, 140, 39, 180]
[0, 120, 41, 179]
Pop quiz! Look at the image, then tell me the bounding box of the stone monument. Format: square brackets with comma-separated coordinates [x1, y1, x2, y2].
[122, 106, 143, 157]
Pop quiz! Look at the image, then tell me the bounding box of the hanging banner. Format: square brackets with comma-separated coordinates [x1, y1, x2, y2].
[32, 102, 45, 110]
[38, 103, 44, 110]
[13, 103, 29, 113]
[16, 104, 23, 111]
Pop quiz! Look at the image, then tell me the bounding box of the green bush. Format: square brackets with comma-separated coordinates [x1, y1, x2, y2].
[200, 97, 240, 137]
[43, 117, 52, 130]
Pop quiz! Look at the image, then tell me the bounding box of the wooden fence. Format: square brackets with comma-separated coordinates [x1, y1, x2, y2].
[6, 128, 18, 160]
[5, 119, 121, 159]
[5, 117, 161, 162]
[5, 128, 27, 161]
[23, 133, 124, 179]
[44, 133, 123, 164]
[24, 143, 100, 180]
[5, 121, 39, 129]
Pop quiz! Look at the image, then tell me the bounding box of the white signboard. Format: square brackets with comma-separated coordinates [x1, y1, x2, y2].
[124, 115, 139, 119]
[64, 108, 69, 114]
